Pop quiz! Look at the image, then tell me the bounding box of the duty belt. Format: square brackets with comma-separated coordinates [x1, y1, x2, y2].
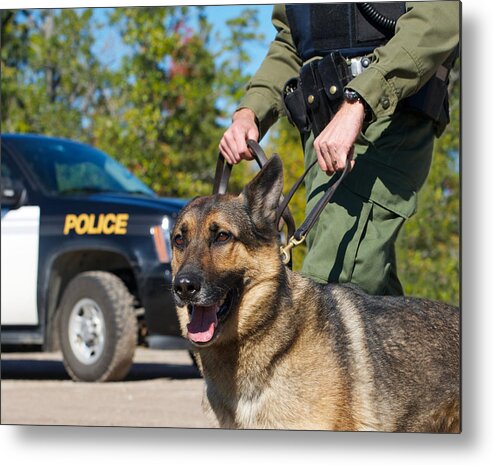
[283, 51, 369, 138]
[283, 46, 458, 138]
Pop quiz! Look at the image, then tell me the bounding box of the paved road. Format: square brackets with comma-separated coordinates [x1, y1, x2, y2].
[1, 348, 218, 428]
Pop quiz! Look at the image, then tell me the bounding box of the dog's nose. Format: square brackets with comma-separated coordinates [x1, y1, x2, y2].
[174, 273, 202, 300]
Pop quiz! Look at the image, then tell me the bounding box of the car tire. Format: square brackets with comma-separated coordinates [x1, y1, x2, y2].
[58, 271, 137, 382]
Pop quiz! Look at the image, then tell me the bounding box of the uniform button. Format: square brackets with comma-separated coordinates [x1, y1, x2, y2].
[380, 96, 390, 109]
[307, 95, 315, 104]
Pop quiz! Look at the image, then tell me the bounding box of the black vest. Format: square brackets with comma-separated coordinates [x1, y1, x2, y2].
[285, 2, 406, 61]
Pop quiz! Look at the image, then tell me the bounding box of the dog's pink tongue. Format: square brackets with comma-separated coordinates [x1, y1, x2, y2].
[187, 305, 218, 343]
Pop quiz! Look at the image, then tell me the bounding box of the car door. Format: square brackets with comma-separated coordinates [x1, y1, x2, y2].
[1, 152, 40, 325]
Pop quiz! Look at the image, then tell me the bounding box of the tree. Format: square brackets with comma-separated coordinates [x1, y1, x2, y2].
[212, 8, 267, 192]
[1, 10, 30, 128]
[1, 9, 103, 140]
[78, 7, 217, 197]
[2, 6, 265, 197]
[214, 9, 265, 109]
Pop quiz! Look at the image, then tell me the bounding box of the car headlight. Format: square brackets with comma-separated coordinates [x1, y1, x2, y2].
[151, 216, 173, 264]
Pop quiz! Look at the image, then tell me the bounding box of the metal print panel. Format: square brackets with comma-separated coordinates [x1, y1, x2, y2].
[1, 1, 460, 433]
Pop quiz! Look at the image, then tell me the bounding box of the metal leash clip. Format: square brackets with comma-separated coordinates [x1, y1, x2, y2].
[280, 234, 306, 266]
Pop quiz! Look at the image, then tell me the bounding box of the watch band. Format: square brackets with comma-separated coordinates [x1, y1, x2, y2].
[344, 88, 372, 121]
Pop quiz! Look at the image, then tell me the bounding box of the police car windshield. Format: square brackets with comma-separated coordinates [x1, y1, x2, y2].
[12, 137, 156, 197]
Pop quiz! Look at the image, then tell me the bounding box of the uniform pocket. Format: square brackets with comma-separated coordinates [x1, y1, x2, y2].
[302, 182, 373, 285]
[355, 112, 435, 194]
[341, 158, 417, 219]
[349, 200, 406, 295]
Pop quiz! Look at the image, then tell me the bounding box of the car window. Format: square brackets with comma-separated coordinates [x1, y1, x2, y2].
[1, 153, 23, 185]
[55, 161, 120, 193]
[9, 137, 155, 197]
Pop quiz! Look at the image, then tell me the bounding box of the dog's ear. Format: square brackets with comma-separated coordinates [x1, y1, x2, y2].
[241, 154, 283, 227]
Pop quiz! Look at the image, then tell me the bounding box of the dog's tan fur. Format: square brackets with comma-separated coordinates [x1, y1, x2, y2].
[171, 156, 460, 432]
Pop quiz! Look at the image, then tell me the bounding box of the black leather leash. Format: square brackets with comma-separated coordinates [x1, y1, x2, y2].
[212, 151, 232, 195]
[277, 158, 350, 265]
[213, 140, 350, 266]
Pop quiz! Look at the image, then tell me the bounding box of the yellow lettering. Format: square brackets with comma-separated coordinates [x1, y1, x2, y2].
[64, 213, 128, 235]
[87, 214, 99, 234]
[75, 214, 90, 235]
[114, 214, 129, 235]
[64, 214, 77, 235]
[94, 214, 104, 234]
[102, 213, 116, 234]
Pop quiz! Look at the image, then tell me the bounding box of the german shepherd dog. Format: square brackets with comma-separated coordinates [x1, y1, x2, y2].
[171, 155, 460, 432]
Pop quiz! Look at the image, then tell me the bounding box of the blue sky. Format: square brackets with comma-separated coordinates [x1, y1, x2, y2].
[89, 4, 275, 123]
[203, 4, 274, 74]
[92, 4, 275, 77]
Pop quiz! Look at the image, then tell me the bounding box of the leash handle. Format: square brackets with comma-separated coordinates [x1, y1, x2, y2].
[213, 140, 268, 195]
[212, 153, 231, 195]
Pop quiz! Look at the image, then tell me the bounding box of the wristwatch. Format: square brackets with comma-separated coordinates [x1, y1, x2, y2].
[344, 88, 372, 121]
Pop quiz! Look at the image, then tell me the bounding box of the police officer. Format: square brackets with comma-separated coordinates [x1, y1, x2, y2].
[219, 2, 459, 296]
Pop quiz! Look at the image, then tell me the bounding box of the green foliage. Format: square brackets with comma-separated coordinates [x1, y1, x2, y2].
[92, 6, 221, 197]
[1, 10, 30, 126]
[1, 9, 102, 139]
[1, 6, 263, 197]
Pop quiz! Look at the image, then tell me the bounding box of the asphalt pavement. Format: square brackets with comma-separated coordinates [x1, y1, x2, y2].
[1, 348, 218, 428]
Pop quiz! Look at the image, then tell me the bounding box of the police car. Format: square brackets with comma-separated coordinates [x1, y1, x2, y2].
[1, 134, 188, 382]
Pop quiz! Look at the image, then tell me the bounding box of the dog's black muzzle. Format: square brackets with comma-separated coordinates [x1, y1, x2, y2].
[173, 270, 203, 304]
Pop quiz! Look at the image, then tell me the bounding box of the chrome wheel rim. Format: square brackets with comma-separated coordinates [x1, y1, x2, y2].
[68, 298, 106, 365]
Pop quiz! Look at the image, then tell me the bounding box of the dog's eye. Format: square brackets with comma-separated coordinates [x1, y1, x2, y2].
[174, 234, 185, 248]
[215, 231, 231, 243]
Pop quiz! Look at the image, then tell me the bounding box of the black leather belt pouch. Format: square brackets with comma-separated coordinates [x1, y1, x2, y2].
[282, 77, 311, 136]
[283, 52, 356, 138]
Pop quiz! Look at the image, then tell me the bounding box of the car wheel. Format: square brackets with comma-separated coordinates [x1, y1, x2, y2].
[58, 271, 137, 382]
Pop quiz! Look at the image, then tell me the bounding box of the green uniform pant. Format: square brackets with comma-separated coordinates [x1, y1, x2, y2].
[300, 111, 435, 296]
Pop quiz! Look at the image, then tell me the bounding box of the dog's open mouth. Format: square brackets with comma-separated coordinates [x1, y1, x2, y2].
[186, 289, 236, 345]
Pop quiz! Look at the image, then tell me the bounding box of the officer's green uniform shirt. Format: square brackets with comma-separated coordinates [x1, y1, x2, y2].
[239, 2, 459, 135]
[237, 2, 460, 295]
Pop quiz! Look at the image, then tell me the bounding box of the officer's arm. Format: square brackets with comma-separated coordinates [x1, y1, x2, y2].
[236, 4, 302, 139]
[347, 1, 460, 120]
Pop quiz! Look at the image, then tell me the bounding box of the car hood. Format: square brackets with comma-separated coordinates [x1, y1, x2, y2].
[82, 193, 188, 215]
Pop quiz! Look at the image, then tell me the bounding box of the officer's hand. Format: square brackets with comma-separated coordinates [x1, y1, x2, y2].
[219, 108, 259, 164]
[313, 101, 365, 175]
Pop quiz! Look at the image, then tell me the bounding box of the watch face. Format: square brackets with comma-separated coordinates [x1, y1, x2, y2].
[344, 89, 359, 102]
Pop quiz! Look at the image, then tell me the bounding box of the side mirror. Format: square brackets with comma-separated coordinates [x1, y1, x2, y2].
[1, 178, 27, 209]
